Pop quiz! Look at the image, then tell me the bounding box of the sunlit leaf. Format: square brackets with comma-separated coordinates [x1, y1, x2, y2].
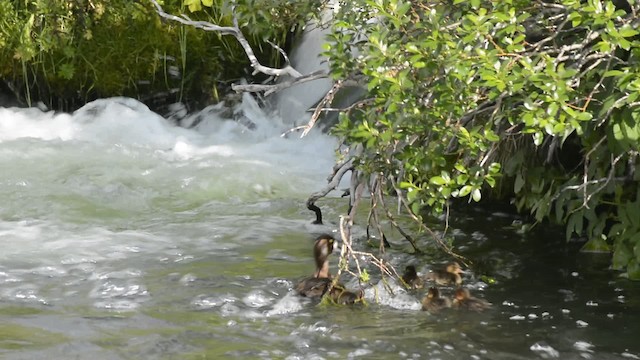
[430, 176, 447, 185]
[472, 188, 481, 202]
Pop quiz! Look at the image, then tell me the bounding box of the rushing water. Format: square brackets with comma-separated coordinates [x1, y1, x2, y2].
[1, 97, 639, 359]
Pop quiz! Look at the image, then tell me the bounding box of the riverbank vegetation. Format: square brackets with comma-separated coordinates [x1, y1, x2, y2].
[321, 0, 640, 279]
[0, 0, 318, 110]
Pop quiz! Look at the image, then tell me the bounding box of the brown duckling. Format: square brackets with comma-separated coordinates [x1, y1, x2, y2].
[327, 284, 364, 305]
[295, 234, 335, 299]
[421, 287, 451, 313]
[424, 262, 465, 286]
[452, 288, 491, 312]
[401, 265, 423, 289]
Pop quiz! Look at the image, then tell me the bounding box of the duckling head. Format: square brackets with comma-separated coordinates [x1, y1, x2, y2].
[454, 287, 471, 301]
[403, 265, 418, 277]
[426, 287, 440, 299]
[329, 286, 364, 305]
[447, 262, 465, 275]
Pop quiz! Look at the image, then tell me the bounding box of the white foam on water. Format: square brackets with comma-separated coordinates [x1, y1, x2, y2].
[0, 95, 338, 219]
[266, 292, 305, 316]
[363, 280, 422, 310]
[0, 96, 339, 312]
[530, 342, 560, 358]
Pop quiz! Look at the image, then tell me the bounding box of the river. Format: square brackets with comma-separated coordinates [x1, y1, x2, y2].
[1, 97, 639, 359]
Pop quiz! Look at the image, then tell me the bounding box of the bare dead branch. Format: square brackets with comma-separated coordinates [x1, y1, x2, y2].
[387, 176, 469, 265]
[300, 80, 343, 138]
[150, 0, 302, 79]
[265, 39, 291, 66]
[336, 215, 399, 302]
[306, 157, 355, 224]
[367, 177, 389, 253]
[233, 70, 329, 96]
[376, 177, 422, 253]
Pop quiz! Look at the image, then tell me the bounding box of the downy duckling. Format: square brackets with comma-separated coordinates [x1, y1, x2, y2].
[401, 265, 423, 289]
[424, 262, 465, 286]
[421, 287, 451, 313]
[452, 288, 491, 312]
[295, 234, 335, 299]
[327, 284, 364, 305]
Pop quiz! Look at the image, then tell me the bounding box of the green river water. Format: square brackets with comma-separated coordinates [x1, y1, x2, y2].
[0, 97, 638, 359]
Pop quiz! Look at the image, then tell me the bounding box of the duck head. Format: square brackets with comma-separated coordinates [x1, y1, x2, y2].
[313, 234, 335, 278]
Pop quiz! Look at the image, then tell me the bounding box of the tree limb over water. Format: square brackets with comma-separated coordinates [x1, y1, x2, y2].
[150, 0, 331, 93]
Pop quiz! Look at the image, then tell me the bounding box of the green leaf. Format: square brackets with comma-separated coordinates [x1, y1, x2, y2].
[612, 243, 632, 270]
[484, 129, 500, 142]
[619, 26, 639, 38]
[407, 188, 419, 203]
[575, 111, 593, 121]
[459, 126, 470, 139]
[398, 181, 415, 189]
[459, 185, 472, 197]
[485, 176, 496, 188]
[472, 188, 481, 202]
[628, 259, 640, 280]
[430, 176, 447, 185]
[58, 63, 75, 80]
[566, 211, 584, 241]
[411, 201, 421, 215]
[184, 0, 202, 12]
[603, 70, 625, 78]
[456, 174, 469, 185]
[359, 269, 370, 282]
[568, 11, 582, 26]
[514, 173, 525, 193]
[580, 235, 611, 253]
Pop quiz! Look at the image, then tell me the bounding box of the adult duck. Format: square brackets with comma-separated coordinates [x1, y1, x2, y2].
[295, 234, 335, 299]
[294, 234, 362, 304]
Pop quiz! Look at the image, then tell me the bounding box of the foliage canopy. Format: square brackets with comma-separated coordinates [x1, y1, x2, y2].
[324, 0, 640, 279]
[0, 0, 318, 110]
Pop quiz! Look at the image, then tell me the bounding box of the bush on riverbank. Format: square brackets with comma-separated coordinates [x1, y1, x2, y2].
[0, 0, 319, 111]
[325, 0, 640, 279]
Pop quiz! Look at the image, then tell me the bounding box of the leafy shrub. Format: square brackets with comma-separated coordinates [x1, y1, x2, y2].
[325, 0, 640, 279]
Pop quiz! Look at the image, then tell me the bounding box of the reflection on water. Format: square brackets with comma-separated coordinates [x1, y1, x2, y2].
[1, 98, 639, 359]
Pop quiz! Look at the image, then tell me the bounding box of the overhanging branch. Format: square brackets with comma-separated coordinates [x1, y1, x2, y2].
[150, 0, 302, 79]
